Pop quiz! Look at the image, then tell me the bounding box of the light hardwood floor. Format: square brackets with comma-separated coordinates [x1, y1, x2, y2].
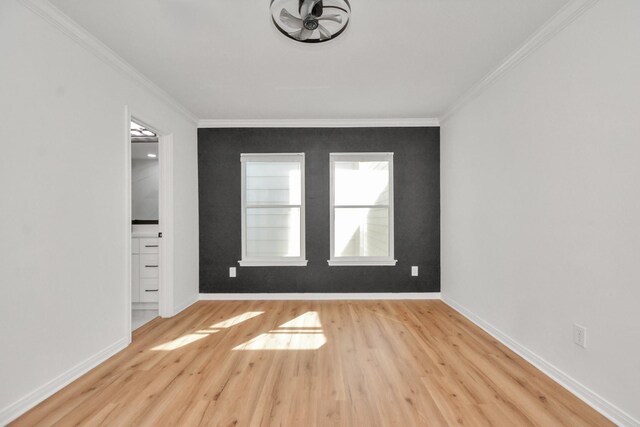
[12, 301, 612, 426]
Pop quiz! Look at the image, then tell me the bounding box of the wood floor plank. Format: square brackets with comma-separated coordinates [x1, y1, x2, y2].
[10, 301, 613, 427]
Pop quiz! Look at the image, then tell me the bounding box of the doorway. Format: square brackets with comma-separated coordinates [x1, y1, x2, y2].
[126, 110, 174, 338]
[130, 119, 160, 330]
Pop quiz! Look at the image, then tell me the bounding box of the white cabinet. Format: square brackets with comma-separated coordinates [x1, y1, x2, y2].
[132, 253, 140, 303]
[132, 238, 140, 254]
[132, 237, 159, 304]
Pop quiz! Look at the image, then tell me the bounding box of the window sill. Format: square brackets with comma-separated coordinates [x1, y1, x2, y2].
[327, 260, 398, 266]
[238, 260, 308, 267]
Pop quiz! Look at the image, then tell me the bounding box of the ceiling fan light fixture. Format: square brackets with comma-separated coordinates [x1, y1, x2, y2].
[271, 0, 351, 43]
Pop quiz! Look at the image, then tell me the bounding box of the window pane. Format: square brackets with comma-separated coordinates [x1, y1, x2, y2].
[246, 162, 301, 205]
[246, 208, 300, 257]
[334, 161, 389, 206]
[334, 208, 388, 257]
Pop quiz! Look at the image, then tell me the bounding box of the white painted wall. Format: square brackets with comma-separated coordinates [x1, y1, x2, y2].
[132, 159, 159, 221]
[441, 1, 640, 424]
[0, 0, 199, 421]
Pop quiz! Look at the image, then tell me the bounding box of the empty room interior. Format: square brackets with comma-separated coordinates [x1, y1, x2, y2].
[1, 0, 639, 425]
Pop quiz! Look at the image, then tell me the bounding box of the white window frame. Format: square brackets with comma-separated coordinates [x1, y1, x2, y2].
[328, 152, 397, 266]
[239, 153, 307, 267]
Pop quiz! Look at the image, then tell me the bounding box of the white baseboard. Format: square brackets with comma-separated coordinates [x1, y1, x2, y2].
[172, 294, 199, 316]
[441, 295, 639, 427]
[199, 292, 441, 301]
[0, 337, 129, 425]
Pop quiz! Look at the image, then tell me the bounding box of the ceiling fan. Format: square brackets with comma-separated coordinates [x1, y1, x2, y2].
[270, 0, 351, 43]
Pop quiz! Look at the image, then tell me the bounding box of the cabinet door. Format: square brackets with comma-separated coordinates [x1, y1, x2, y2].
[132, 254, 140, 303]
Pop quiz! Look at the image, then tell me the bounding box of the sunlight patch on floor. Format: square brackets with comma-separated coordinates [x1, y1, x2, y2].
[152, 333, 208, 351]
[152, 311, 264, 351]
[210, 311, 265, 328]
[233, 311, 326, 351]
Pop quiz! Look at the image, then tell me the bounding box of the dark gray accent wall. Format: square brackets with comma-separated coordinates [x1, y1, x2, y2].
[198, 127, 440, 293]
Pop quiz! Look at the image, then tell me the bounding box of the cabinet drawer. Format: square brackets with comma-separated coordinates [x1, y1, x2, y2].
[140, 279, 159, 302]
[140, 254, 159, 278]
[140, 238, 159, 254]
[132, 238, 140, 254]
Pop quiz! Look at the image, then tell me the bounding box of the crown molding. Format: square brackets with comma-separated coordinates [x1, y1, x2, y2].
[440, 0, 600, 123]
[198, 118, 440, 128]
[18, 0, 199, 124]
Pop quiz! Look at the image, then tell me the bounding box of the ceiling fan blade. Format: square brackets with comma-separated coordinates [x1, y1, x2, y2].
[300, 0, 321, 18]
[279, 8, 303, 28]
[288, 28, 313, 41]
[318, 14, 342, 24]
[299, 27, 314, 40]
[317, 24, 331, 41]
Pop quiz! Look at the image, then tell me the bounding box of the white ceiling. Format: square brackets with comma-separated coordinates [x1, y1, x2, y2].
[50, 0, 569, 120]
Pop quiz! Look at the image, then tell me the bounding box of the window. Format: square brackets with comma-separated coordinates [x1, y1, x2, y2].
[329, 153, 396, 266]
[240, 153, 307, 266]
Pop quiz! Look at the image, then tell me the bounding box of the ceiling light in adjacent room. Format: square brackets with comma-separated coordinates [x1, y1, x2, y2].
[147, 153, 157, 158]
[130, 121, 158, 142]
[271, 0, 350, 43]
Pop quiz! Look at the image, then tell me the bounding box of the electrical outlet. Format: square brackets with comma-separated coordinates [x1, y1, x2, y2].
[411, 266, 419, 277]
[229, 267, 237, 278]
[573, 324, 586, 348]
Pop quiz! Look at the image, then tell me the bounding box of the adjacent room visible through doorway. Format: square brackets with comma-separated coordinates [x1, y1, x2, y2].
[130, 120, 160, 330]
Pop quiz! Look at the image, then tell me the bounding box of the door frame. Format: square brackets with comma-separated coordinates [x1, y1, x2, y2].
[124, 106, 174, 341]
